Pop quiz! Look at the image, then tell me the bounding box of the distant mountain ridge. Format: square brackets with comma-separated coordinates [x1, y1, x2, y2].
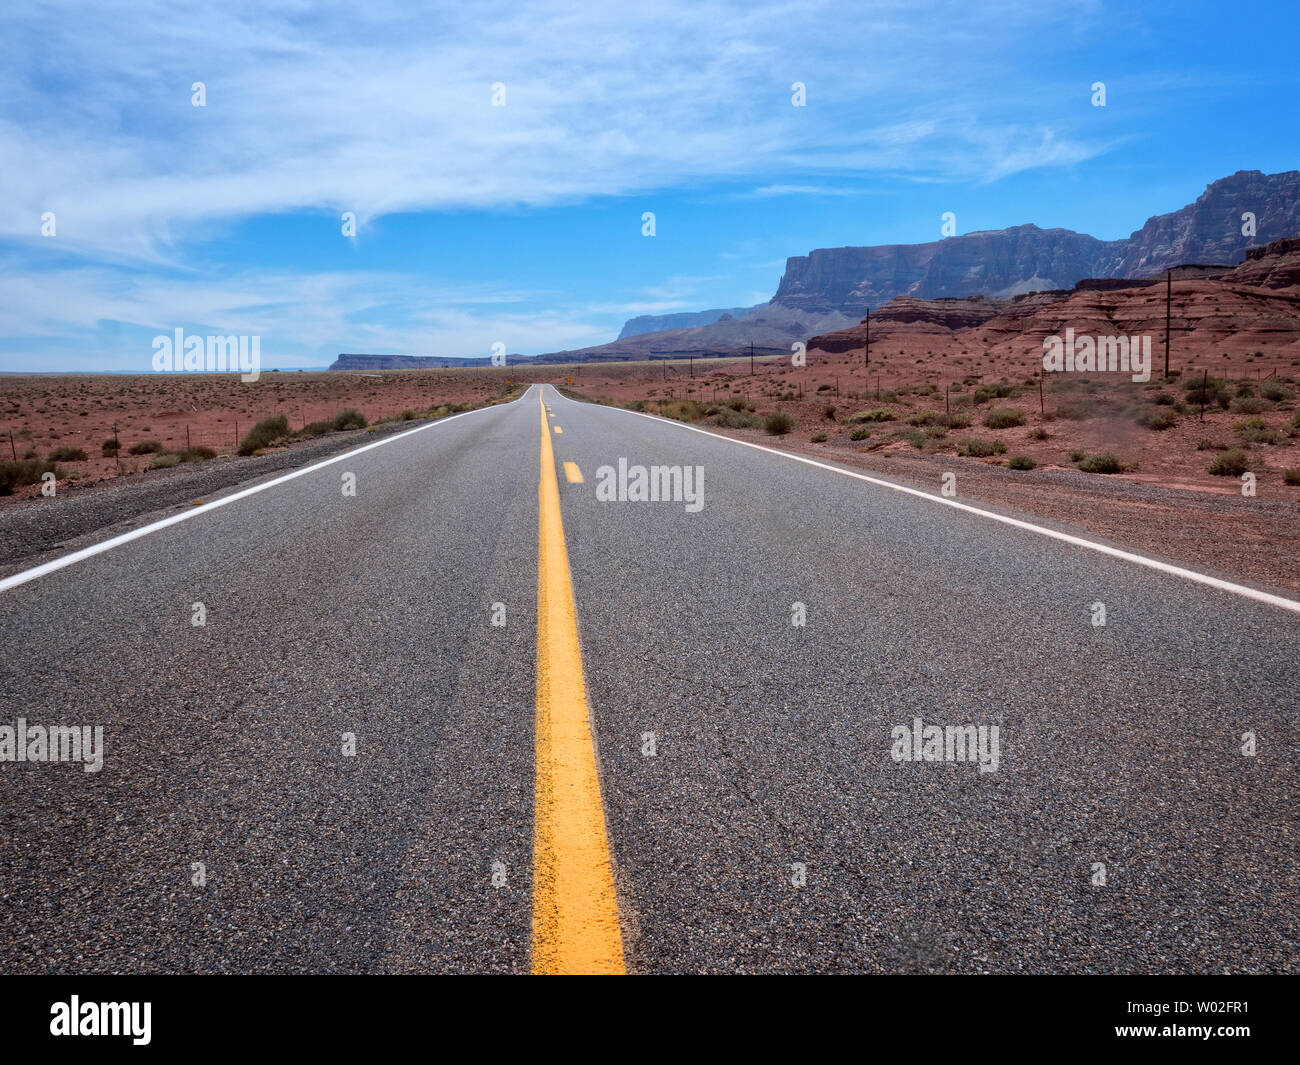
[774, 169, 1300, 317]
[328, 169, 1300, 370]
[617, 306, 759, 339]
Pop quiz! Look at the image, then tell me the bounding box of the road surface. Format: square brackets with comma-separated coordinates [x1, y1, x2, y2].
[1, 385, 1295, 973]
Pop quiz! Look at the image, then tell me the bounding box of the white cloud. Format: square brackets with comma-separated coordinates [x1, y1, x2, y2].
[0, 0, 1111, 257]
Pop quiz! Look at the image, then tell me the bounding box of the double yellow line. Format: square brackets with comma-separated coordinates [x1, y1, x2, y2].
[532, 391, 625, 975]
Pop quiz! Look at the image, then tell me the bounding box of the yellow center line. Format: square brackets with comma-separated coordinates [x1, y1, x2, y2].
[563, 461, 583, 483]
[553, 425, 563, 434]
[533, 391, 625, 975]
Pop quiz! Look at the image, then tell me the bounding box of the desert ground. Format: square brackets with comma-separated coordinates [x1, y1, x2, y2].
[3, 337, 1298, 590]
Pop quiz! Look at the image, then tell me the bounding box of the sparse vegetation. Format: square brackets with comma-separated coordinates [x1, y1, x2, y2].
[1138, 408, 1178, 431]
[49, 445, 88, 461]
[177, 445, 217, 463]
[1209, 448, 1249, 476]
[715, 407, 757, 429]
[984, 407, 1025, 429]
[960, 437, 1006, 457]
[331, 408, 368, 431]
[1008, 455, 1036, 470]
[1076, 452, 1124, 474]
[128, 440, 164, 455]
[238, 414, 292, 455]
[763, 411, 795, 436]
[0, 459, 62, 495]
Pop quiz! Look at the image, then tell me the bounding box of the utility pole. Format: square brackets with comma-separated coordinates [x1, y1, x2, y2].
[1164, 270, 1172, 379]
[750, 341, 754, 376]
[864, 309, 870, 370]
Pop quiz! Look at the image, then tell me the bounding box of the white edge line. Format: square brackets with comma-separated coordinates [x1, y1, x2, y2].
[545, 385, 1300, 616]
[0, 389, 533, 594]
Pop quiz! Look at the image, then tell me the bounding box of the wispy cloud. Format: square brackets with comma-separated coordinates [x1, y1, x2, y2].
[1, 0, 1111, 257]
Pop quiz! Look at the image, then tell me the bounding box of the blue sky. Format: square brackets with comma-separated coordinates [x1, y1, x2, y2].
[1, 0, 1297, 371]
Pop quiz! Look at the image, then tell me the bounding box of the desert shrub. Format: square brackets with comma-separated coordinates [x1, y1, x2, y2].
[297, 420, 333, 439]
[1150, 391, 1176, 406]
[1008, 455, 1036, 470]
[1028, 426, 1050, 440]
[908, 411, 938, 426]
[960, 438, 1006, 457]
[128, 440, 164, 455]
[985, 407, 1025, 429]
[810, 431, 828, 443]
[902, 429, 926, 448]
[177, 446, 217, 463]
[1077, 452, 1123, 474]
[1138, 408, 1177, 431]
[1261, 380, 1290, 402]
[763, 411, 795, 436]
[848, 408, 896, 423]
[1183, 376, 1228, 408]
[0, 459, 62, 495]
[238, 415, 291, 455]
[49, 445, 88, 461]
[849, 427, 869, 441]
[1209, 448, 1249, 476]
[1230, 397, 1268, 415]
[715, 407, 757, 428]
[149, 452, 182, 469]
[940, 412, 972, 429]
[101, 437, 120, 456]
[330, 409, 367, 431]
[401, 409, 417, 421]
[1283, 468, 1300, 486]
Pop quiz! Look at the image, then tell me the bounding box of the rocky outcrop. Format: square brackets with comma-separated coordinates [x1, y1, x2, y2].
[807, 237, 1300, 357]
[776, 170, 1298, 317]
[773, 225, 1121, 316]
[1111, 170, 1300, 277]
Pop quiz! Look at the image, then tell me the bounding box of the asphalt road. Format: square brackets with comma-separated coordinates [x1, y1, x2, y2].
[1, 384, 1296, 973]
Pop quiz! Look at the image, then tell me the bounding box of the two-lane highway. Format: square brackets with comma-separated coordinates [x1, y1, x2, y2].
[1, 384, 1296, 973]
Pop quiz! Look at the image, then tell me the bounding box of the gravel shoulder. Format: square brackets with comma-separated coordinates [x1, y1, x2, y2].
[0, 418, 439, 578]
